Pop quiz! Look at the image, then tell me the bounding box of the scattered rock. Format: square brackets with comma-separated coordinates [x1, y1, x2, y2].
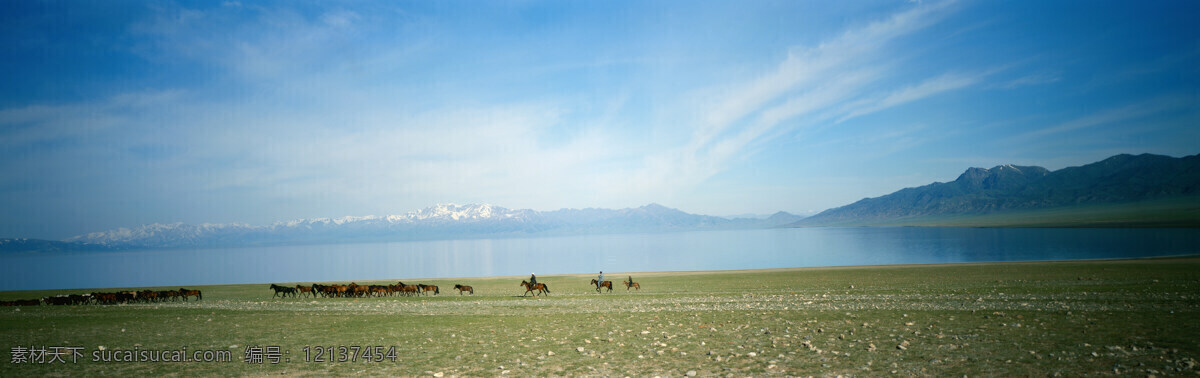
[686, 370, 697, 377]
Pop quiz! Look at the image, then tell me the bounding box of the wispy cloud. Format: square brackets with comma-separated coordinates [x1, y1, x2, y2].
[993, 72, 1061, 89]
[838, 72, 983, 123]
[628, 1, 963, 198]
[699, 1, 956, 142]
[1012, 95, 1194, 141]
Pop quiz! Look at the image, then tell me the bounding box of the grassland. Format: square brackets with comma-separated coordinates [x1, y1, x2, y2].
[2, 257, 1199, 376]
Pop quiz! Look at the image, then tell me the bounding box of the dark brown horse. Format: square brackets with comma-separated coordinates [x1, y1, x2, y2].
[396, 281, 420, 296]
[352, 284, 370, 298]
[624, 280, 640, 291]
[140, 290, 159, 302]
[312, 284, 333, 297]
[180, 288, 202, 301]
[369, 285, 389, 297]
[270, 284, 296, 298]
[590, 279, 613, 293]
[520, 280, 549, 297]
[453, 284, 474, 295]
[159, 290, 182, 301]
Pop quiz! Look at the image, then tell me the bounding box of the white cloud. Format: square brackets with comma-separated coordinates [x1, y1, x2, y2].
[838, 72, 982, 123]
[627, 1, 961, 200]
[1014, 96, 1193, 141]
[994, 72, 1061, 89]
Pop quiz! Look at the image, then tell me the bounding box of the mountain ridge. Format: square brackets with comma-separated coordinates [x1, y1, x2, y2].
[796, 153, 1200, 226]
[4, 204, 802, 252]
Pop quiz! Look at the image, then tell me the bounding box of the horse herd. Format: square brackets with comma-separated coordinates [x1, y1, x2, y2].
[0, 289, 202, 307]
[273, 279, 641, 298]
[0, 278, 643, 307]
[269, 282, 475, 298]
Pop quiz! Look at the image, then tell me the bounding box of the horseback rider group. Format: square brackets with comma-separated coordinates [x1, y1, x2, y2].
[523, 271, 635, 292]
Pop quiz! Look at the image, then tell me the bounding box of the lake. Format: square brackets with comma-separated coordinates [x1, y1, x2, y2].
[3, 227, 1199, 291]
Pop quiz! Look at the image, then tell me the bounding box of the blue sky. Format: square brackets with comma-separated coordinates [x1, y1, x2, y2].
[2, 0, 1198, 239]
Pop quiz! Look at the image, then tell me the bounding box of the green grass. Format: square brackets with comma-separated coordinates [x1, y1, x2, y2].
[2, 258, 1200, 376]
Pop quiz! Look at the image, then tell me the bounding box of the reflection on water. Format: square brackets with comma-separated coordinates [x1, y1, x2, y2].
[3, 227, 1198, 290]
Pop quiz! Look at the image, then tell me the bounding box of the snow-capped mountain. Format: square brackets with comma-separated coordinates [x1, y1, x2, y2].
[26, 203, 797, 251]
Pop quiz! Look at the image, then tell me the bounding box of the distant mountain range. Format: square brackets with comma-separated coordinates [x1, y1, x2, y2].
[6, 152, 1195, 252]
[796, 153, 1200, 227]
[0, 204, 804, 252]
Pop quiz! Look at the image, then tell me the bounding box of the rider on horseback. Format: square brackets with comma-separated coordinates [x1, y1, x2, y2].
[596, 271, 604, 290]
[529, 273, 537, 286]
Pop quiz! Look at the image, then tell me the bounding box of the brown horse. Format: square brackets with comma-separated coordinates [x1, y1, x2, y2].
[418, 284, 439, 296]
[312, 284, 334, 297]
[624, 280, 640, 291]
[140, 290, 159, 302]
[520, 280, 550, 297]
[369, 285, 389, 297]
[295, 285, 314, 298]
[396, 282, 420, 296]
[180, 288, 202, 301]
[590, 279, 613, 293]
[453, 284, 474, 295]
[92, 293, 118, 304]
[159, 290, 182, 301]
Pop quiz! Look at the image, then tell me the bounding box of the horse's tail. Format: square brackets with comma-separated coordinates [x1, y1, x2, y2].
[543, 284, 550, 293]
[198, 290, 202, 300]
[435, 286, 440, 295]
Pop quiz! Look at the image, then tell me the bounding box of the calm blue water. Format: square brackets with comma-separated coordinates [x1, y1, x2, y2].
[3, 227, 1199, 291]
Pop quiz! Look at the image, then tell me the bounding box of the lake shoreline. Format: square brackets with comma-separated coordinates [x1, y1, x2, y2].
[5, 253, 1198, 294]
[5, 227, 1197, 291]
